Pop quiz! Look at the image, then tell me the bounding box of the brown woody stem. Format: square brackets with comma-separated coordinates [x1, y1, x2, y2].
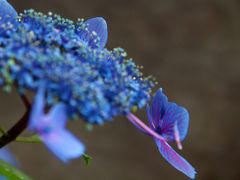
[0, 94, 31, 148]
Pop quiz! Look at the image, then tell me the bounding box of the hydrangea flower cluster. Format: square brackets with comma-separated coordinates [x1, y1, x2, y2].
[0, 7, 155, 124]
[0, 0, 155, 164]
[0, 0, 196, 179]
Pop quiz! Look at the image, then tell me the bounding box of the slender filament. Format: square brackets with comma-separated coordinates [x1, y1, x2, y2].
[126, 113, 166, 141]
[174, 124, 183, 150]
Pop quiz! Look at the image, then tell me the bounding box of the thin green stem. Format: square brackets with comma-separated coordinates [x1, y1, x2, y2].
[15, 135, 42, 143]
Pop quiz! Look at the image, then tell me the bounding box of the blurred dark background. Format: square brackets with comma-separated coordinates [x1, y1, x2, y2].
[0, 0, 240, 179]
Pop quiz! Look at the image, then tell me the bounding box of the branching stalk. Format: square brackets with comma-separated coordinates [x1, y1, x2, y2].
[0, 94, 31, 148]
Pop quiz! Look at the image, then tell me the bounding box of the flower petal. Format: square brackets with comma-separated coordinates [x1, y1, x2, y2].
[40, 129, 85, 163]
[0, 147, 19, 167]
[28, 82, 46, 130]
[0, 175, 7, 180]
[0, 0, 18, 23]
[161, 102, 189, 141]
[47, 103, 67, 129]
[80, 17, 108, 48]
[154, 139, 196, 179]
[0, 147, 20, 180]
[147, 104, 154, 129]
[151, 88, 168, 128]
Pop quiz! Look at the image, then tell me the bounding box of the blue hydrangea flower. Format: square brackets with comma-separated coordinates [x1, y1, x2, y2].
[29, 81, 85, 163]
[0, 2, 155, 124]
[127, 88, 196, 179]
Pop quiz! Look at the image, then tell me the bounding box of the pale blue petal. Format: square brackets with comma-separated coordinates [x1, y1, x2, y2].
[147, 104, 155, 129]
[47, 103, 67, 129]
[161, 102, 189, 141]
[0, 147, 20, 180]
[0, 175, 8, 180]
[28, 82, 46, 130]
[176, 106, 189, 141]
[81, 17, 108, 48]
[0, 147, 18, 167]
[41, 129, 85, 163]
[0, 0, 18, 23]
[0, 174, 9, 180]
[151, 88, 168, 127]
[154, 138, 196, 179]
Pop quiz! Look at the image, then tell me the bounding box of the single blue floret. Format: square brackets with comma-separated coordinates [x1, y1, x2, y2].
[127, 88, 196, 179]
[29, 81, 85, 163]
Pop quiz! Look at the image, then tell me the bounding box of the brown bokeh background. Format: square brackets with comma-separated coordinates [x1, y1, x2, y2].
[1, 0, 240, 179]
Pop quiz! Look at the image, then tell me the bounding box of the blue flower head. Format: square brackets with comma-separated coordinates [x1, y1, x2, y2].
[127, 88, 196, 179]
[29, 81, 85, 163]
[0, 6, 155, 124]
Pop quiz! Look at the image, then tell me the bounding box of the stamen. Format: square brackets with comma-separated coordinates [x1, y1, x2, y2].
[174, 124, 183, 150]
[126, 113, 166, 141]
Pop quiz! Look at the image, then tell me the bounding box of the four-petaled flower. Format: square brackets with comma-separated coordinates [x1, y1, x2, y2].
[127, 88, 196, 179]
[28, 81, 85, 163]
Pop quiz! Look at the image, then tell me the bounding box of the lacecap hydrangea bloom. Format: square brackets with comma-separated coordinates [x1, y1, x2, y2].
[0, 3, 155, 124]
[0, 0, 155, 161]
[0, 0, 196, 179]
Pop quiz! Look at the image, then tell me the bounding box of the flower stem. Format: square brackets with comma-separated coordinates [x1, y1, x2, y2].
[126, 113, 166, 141]
[0, 109, 30, 148]
[15, 135, 42, 143]
[20, 94, 31, 109]
[0, 94, 31, 148]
